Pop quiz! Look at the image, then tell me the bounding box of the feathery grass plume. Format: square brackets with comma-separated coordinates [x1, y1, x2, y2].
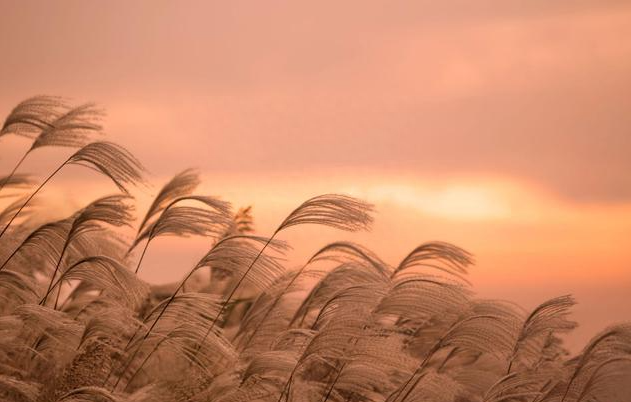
[276, 284, 387, 402]
[0, 218, 73, 273]
[129, 195, 232, 274]
[11, 304, 84, 381]
[115, 293, 237, 391]
[192, 195, 373, 363]
[0, 95, 66, 138]
[0, 269, 40, 307]
[290, 242, 390, 328]
[393, 241, 473, 284]
[42, 195, 135, 307]
[107, 236, 269, 389]
[134, 169, 201, 241]
[373, 275, 471, 326]
[65, 142, 145, 194]
[0, 101, 103, 197]
[507, 295, 577, 374]
[572, 356, 631, 402]
[235, 271, 304, 354]
[560, 323, 631, 402]
[394, 372, 462, 402]
[190, 236, 289, 349]
[111, 236, 285, 388]
[0, 142, 144, 239]
[388, 313, 517, 402]
[481, 371, 551, 402]
[77, 306, 140, 349]
[28, 103, 103, 151]
[40, 256, 149, 310]
[325, 334, 417, 402]
[276, 194, 373, 233]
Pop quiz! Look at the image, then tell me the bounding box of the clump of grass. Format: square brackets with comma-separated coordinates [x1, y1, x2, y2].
[0, 96, 629, 402]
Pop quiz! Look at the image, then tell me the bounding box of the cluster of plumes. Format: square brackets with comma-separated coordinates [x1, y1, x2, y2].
[0, 97, 629, 402]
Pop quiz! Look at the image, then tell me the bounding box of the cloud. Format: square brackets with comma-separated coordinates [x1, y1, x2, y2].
[1, 0, 630, 204]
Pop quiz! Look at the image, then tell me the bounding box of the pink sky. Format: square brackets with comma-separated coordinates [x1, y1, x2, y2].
[1, 1, 630, 351]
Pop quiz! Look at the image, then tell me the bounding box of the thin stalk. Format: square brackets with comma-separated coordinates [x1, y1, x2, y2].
[134, 238, 151, 274]
[0, 151, 28, 194]
[0, 245, 22, 272]
[121, 335, 170, 392]
[0, 159, 67, 239]
[133, 196, 210, 275]
[110, 267, 199, 390]
[41, 240, 70, 306]
[322, 363, 346, 402]
[238, 262, 308, 351]
[194, 235, 275, 355]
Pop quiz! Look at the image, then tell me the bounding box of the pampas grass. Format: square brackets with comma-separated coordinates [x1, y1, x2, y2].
[0, 97, 629, 402]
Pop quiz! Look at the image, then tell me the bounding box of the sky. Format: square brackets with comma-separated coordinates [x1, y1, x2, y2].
[1, 0, 630, 351]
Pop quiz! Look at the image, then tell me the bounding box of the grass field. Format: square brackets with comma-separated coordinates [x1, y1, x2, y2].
[0, 96, 629, 402]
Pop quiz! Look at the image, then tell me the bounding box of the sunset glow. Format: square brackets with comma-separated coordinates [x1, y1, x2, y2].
[1, 1, 630, 394]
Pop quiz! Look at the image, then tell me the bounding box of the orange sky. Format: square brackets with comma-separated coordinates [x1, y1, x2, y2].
[1, 1, 630, 351]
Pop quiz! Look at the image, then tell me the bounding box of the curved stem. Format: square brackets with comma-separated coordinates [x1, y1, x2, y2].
[121, 335, 170, 392]
[0, 151, 28, 195]
[194, 235, 275, 355]
[133, 195, 216, 275]
[41, 240, 69, 306]
[111, 267, 199, 390]
[238, 262, 308, 351]
[134, 237, 151, 274]
[0, 160, 66, 240]
[0, 244, 23, 272]
[322, 363, 346, 402]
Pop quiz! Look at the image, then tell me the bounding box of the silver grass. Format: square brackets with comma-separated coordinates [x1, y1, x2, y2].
[0, 142, 144, 238]
[276, 194, 373, 233]
[115, 293, 237, 390]
[507, 295, 577, 374]
[393, 241, 473, 284]
[193, 195, 374, 369]
[0, 96, 66, 138]
[388, 313, 518, 402]
[0, 269, 41, 307]
[0, 101, 102, 198]
[129, 195, 232, 274]
[235, 271, 303, 354]
[277, 284, 388, 402]
[374, 275, 471, 324]
[571, 356, 631, 402]
[29, 104, 103, 151]
[0, 96, 630, 402]
[560, 323, 631, 402]
[290, 242, 391, 328]
[134, 169, 201, 241]
[109, 236, 279, 388]
[66, 142, 145, 195]
[42, 195, 135, 307]
[40, 256, 149, 310]
[482, 371, 554, 402]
